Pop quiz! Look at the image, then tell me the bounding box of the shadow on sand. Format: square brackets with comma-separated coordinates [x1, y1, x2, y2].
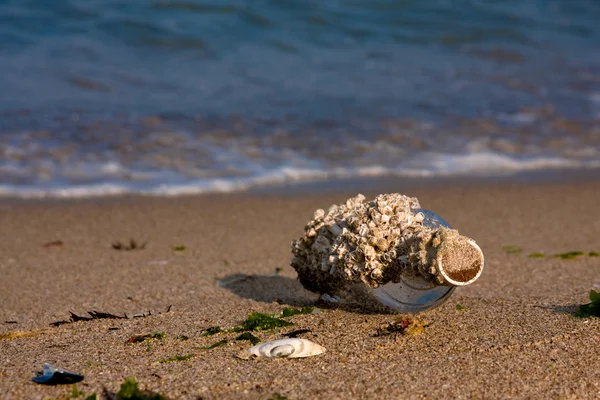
[534, 304, 578, 316]
[217, 274, 319, 307]
[218, 273, 395, 314]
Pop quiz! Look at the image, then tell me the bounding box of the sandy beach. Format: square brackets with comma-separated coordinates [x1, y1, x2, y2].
[1, 178, 600, 399]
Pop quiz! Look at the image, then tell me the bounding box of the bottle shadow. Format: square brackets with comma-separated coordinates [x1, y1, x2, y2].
[217, 273, 319, 307]
[534, 304, 578, 316]
[218, 273, 395, 314]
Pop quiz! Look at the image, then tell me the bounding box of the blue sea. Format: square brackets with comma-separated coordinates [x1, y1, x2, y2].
[1, 0, 599, 197]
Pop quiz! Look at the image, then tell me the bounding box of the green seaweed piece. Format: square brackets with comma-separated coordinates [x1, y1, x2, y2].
[202, 326, 222, 336]
[456, 304, 469, 311]
[116, 377, 168, 400]
[554, 251, 585, 260]
[201, 339, 228, 349]
[575, 290, 600, 318]
[589, 251, 600, 257]
[69, 384, 85, 398]
[69, 385, 96, 400]
[84, 360, 103, 368]
[280, 306, 315, 317]
[268, 394, 289, 400]
[234, 312, 292, 332]
[173, 246, 186, 251]
[235, 332, 260, 345]
[502, 245, 522, 254]
[175, 335, 189, 341]
[157, 353, 195, 363]
[528, 252, 545, 258]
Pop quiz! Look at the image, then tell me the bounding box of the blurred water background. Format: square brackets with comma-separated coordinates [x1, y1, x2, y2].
[1, 0, 600, 197]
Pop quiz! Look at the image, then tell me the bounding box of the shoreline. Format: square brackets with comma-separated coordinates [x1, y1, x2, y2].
[1, 166, 600, 203]
[1, 177, 600, 398]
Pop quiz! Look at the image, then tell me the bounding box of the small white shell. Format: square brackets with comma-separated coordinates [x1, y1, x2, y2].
[248, 338, 325, 359]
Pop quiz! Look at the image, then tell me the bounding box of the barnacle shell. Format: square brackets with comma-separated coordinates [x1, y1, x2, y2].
[291, 193, 484, 307]
[247, 338, 325, 359]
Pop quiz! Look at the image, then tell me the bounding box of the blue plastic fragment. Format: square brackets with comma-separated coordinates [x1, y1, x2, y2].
[32, 363, 84, 385]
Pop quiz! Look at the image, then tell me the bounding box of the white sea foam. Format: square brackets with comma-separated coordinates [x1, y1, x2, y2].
[411, 151, 600, 175]
[0, 151, 599, 198]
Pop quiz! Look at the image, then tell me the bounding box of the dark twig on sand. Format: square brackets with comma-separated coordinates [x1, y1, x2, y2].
[41, 240, 64, 248]
[283, 329, 312, 338]
[50, 305, 172, 327]
[112, 239, 147, 251]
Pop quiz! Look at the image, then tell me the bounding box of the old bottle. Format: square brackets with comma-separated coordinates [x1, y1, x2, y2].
[291, 193, 484, 312]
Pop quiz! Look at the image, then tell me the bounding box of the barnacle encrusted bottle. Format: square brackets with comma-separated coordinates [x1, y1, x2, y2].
[290, 193, 484, 312]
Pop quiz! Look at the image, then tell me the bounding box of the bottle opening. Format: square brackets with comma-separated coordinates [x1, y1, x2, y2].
[437, 239, 484, 286]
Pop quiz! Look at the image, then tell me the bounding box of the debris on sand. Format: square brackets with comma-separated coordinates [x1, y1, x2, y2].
[32, 363, 84, 385]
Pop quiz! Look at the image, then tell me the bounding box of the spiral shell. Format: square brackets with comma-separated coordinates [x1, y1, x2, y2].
[247, 338, 325, 359]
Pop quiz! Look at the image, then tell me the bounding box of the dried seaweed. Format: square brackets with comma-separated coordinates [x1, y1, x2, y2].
[126, 332, 165, 344]
[0, 329, 47, 340]
[157, 354, 195, 364]
[173, 246, 186, 251]
[89, 311, 127, 319]
[283, 329, 312, 338]
[456, 303, 469, 311]
[372, 316, 427, 337]
[112, 239, 147, 251]
[50, 306, 172, 327]
[129, 305, 172, 318]
[51, 311, 125, 326]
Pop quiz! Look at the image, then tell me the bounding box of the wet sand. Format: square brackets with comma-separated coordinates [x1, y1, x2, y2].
[1, 179, 600, 399]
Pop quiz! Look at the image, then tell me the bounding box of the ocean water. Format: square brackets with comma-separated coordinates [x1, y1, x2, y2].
[1, 0, 599, 197]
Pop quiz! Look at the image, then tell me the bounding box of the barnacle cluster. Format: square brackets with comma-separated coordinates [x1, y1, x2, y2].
[291, 193, 483, 299]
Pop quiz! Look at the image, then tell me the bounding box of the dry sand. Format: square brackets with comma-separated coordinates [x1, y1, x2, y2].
[1, 179, 600, 399]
